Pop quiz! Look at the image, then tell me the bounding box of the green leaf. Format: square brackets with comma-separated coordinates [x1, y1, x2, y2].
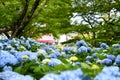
[14, 66, 23, 74]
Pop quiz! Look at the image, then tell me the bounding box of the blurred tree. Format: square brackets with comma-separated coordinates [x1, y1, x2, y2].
[1, 0, 120, 45]
[0, 0, 49, 38]
[23, 0, 73, 38]
[72, 0, 120, 45]
[24, 0, 91, 40]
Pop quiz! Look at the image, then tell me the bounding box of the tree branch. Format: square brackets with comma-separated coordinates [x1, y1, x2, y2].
[12, 0, 30, 29]
[24, 0, 41, 23]
[11, 0, 30, 38]
[32, 0, 49, 19]
[14, 0, 41, 37]
[0, 27, 12, 34]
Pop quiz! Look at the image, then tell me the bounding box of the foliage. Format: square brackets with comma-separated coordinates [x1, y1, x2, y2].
[72, 0, 120, 45]
[0, 0, 49, 38]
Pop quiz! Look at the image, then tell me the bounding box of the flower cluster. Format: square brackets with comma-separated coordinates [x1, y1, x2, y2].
[95, 66, 120, 80]
[0, 71, 34, 80]
[0, 50, 18, 67]
[40, 69, 83, 80]
[1, 37, 120, 80]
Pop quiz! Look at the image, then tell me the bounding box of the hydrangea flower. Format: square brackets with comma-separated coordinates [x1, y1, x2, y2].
[101, 58, 112, 66]
[96, 60, 102, 64]
[49, 45, 54, 49]
[3, 66, 12, 71]
[106, 54, 115, 61]
[92, 53, 98, 58]
[86, 56, 92, 61]
[76, 40, 87, 48]
[87, 47, 92, 52]
[40, 73, 60, 80]
[0, 50, 18, 67]
[48, 58, 63, 67]
[94, 66, 120, 80]
[100, 43, 109, 49]
[72, 62, 81, 66]
[77, 46, 88, 53]
[40, 69, 83, 80]
[37, 49, 47, 56]
[94, 48, 102, 51]
[69, 56, 78, 61]
[22, 55, 29, 59]
[0, 71, 34, 80]
[115, 55, 120, 66]
[49, 53, 57, 58]
[85, 60, 92, 64]
[54, 50, 61, 57]
[60, 69, 83, 80]
[63, 47, 74, 53]
[15, 51, 38, 61]
[112, 44, 120, 48]
[42, 59, 51, 64]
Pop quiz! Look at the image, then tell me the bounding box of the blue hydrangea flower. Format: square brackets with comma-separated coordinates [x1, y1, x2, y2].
[9, 48, 17, 54]
[20, 36, 26, 40]
[0, 50, 18, 67]
[40, 69, 83, 80]
[29, 53, 38, 60]
[77, 46, 87, 53]
[72, 62, 81, 66]
[112, 44, 120, 48]
[60, 71, 78, 80]
[94, 48, 102, 51]
[49, 53, 57, 58]
[3, 66, 12, 71]
[54, 51, 61, 57]
[15, 51, 38, 61]
[86, 60, 92, 64]
[49, 45, 54, 49]
[87, 47, 92, 52]
[0, 43, 3, 49]
[40, 74, 60, 80]
[101, 58, 112, 66]
[106, 54, 115, 61]
[48, 58, 63, 67]
[0, 71, 34, 80]
[86, 56, 92, 61]
[63, 47, 74, 53]
[100, 43, 109, 49]
[45, 47, 54, 53]
[60, 69, 83, 80]
[92, 53, 98, 58]
[115, 55, 120, 66]
[94, 66, 120, 80]
[76, 40, 87, 48]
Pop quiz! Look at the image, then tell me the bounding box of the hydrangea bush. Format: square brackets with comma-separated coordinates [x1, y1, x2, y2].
[0, 37, 120, 80]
